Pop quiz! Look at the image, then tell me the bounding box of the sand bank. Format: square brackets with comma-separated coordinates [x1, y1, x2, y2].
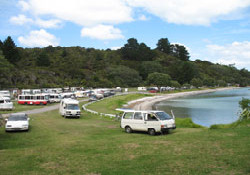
[129, 87, 237, 110]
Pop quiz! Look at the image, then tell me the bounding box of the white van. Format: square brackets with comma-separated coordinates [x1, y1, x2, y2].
[0, 90, 11, 98]
[48, 93, 61, 103]
[59, 99, 81, 118]
[0, 96, 14, 110]
[119, 109, 176, 135]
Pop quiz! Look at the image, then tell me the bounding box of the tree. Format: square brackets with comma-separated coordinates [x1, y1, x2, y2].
[0, 54, 14, 88]
[171, 44, 190, 61]
[147, 72, 172, 91]
[120, 38, 154, 61]
[2, 36, 20, 64]
[170, 80, 181, 88]
[36, 52, 50, 67]
[139, 61, 163, 80]
[156, 38, 171, 54]
[0, 40, 3, 50]
[190, 78, 203, 88]
[107, 65, 142, 87]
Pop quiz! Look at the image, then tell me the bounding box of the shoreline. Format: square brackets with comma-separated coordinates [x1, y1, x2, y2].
[129, 87, 238, 110]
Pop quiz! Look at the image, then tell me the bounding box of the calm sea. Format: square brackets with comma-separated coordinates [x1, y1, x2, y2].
[155, 87, 250, 127]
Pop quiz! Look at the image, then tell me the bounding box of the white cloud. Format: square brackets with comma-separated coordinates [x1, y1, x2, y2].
[138, 15, 148, 21]
[10, 14, 33, 25]
[35, 18, 62, 28]
[110, 46, 122, 50]
[206, 41, 250, 69]
[81, 25, 124, 40]
[18, 29, 59, 47]
[10, 14, 62, 28]
[18, 0, 30, 11]
[127, 0, 250, 25]
[21, 0, 133, 26]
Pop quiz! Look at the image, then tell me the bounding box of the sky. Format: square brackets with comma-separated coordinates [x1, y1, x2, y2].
[1, 0, 250, 70]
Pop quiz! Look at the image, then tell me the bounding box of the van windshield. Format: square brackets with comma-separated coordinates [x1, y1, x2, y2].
[66, 104, 79, 110]
[156, 112, 172, 120]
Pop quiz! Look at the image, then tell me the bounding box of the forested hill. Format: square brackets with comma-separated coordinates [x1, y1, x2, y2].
[0, 36, 249, 89]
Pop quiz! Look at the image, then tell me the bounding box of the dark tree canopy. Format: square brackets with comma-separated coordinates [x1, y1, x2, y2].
[171, 44, 190, 61]
[2, 36, 20, 64]
[147, 72, 172, 88]
[121, 38, 154, 61]
[36, 52, 51, 67]
[156, 38, 171, 54]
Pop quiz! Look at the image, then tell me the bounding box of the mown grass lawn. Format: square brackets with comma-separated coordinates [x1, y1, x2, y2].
[0, 109, 249, 175]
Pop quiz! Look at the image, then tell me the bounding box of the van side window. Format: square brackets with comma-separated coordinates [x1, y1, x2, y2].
[123, 112, 133, 119]
[145, 114, 158, 121]
[134, 112, 143, 120]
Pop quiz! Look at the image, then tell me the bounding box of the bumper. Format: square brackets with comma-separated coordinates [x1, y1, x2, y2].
[161, 126, 176, 132]
[65, 114, 81, 117]
[5, 127, 29, 131]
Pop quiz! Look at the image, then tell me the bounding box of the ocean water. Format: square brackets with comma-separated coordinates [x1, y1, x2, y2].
[155, 87, 250, 127]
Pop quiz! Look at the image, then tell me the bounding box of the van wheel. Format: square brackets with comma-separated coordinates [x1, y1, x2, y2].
[148, 129, 156, 136]
[24, 102, 28, 105]
[125, 126, 132, 133]
[40, 102, 43, 105]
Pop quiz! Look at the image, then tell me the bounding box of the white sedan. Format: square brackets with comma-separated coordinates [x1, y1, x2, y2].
[5, 113, 30, 132]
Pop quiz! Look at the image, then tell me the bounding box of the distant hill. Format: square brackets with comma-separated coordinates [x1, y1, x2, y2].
[0, 36, 249, 89]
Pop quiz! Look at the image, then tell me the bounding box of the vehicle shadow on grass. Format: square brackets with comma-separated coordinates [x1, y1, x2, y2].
[123, 129, 176, 136]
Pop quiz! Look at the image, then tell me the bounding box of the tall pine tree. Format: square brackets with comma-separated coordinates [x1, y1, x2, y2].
[2, 36, 20, 64]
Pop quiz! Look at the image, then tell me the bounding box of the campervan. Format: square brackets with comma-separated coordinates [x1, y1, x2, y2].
[48, 94, 61, 103]
[119, 109, 176, 135]
[0, 90, 11, 98]
[0, 96, 14, 110]
[60, 92, 76, 99]
[59, 99, 81, 118]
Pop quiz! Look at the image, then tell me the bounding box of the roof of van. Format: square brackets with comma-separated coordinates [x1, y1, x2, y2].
[62, 99, 79, 104]
[115, 108, 163, 113]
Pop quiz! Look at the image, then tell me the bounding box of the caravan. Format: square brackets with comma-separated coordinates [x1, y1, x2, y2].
[0, 91, 11, 98]
[0, 96, 14, 110]
[59, 99, 81, 118]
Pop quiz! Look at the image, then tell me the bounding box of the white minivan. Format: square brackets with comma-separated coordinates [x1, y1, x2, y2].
[119, 109, 176, 135]
[0, 96, 14, 110]
[59, 99, 81, 118]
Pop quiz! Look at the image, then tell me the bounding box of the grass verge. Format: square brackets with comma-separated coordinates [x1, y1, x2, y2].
[87, 93, 153, 114]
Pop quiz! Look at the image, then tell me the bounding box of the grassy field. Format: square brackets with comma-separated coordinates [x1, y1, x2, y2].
[0, 101, 56, 114]
[87, 93, 153, 114]
[0, 93, 249, 174]
[0, 110, 249, 175]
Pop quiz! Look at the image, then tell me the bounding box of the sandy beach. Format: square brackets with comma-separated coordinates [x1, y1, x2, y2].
[129, 87, 237, 110]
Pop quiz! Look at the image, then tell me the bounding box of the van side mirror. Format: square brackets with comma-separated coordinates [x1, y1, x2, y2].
[5, 119, 8, 123]
[64, 107, 66, 109]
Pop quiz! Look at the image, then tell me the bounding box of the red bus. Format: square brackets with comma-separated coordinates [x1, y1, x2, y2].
[18, 94, 49, 105]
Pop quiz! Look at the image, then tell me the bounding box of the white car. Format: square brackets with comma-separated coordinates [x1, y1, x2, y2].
[5, 113, 30, 132]
[119, 109, 176, 135]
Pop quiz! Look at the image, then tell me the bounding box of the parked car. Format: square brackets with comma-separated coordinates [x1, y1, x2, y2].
[0, 96, 14, 110]
[5, 113, 30, 132]
[118, 109, 176, 135]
